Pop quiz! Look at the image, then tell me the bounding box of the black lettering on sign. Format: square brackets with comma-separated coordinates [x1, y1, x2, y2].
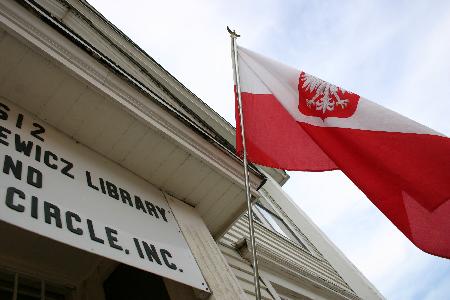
[14, 134, 33, 156]
[0, 103, 10, 120]
[142, 241, 162, 265]
[157, 206, 168, 222]
[44, 201, 62, 228]
[133, 238, 145, 259]
[0, 126, 11, 146]
[5, 186, 25, 213]
[30, 123, 45, 142]
[3, 155, 42, 189]
[66, 211, 83, 235]
[160, 249, 177, 270]
[105, 227, 123, 251]
[105, 181, 119, 200]
[3, 155, 22, 180]
[16, 113, 24, 129]
[60, 158, 74, 179]
[31, 196, 38, 219]
[34, 144, 41, 162]
[133, 238, 178, 271]
[145, 201, 158, 219]
[26, 166, 42, 189]
[84, 174, 171, 222]
[119, 188, 133, 206]
[87, 219, 104, 244]
[99, 178, 106, 194]
[44, 151, 58, 169]
[134, 196, 147, 213]
[86, 171, 99, 191]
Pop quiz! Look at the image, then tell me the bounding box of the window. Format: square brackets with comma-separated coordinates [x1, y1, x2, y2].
[254, 203, 307, 249]
[0, 268, 71, 300]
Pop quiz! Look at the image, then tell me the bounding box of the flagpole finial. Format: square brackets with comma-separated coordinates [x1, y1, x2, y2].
[227, 26, 240, 38]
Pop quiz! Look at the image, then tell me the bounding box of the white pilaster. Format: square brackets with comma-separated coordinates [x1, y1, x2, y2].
[166, 195, 248, 300]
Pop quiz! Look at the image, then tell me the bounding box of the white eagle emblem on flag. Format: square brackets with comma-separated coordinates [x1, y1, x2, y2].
[298, 72, 360, 119]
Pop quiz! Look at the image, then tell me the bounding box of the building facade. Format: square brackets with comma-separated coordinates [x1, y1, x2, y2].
[0, 0, 383, 299]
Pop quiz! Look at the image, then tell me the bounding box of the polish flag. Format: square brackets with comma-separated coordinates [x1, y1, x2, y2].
[235, 46, 450, 258]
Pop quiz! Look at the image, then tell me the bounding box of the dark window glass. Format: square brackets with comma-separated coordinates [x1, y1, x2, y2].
[0, 268, 69, 300]
[0, 270, 14, 299]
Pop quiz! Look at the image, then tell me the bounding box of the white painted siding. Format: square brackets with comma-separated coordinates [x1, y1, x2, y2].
[220, 215, 360, 300]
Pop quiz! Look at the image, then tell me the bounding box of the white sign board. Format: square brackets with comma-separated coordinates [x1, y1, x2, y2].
[0, 98, 208, 291]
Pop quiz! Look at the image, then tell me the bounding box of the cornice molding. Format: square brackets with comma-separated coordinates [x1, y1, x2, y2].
[237, 239, 360, 300]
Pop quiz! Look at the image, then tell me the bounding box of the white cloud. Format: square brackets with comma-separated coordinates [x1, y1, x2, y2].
[423, 272, 450, 300]
[387, 8, 450, 134]
[88, 0, 283, 124]
[283, 171, 370, 229]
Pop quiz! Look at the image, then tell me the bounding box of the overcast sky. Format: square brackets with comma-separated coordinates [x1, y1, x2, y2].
[88, 0, 450, 298]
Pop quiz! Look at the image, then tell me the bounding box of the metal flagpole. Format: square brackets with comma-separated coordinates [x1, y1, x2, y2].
[227, 26, 261, 300]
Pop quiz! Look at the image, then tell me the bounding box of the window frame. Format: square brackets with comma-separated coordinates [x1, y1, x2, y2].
[254, 202, 308, 250]
[0, 267, 72, 300]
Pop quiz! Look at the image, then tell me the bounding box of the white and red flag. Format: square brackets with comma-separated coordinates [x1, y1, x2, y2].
[235, 46, 450, 258]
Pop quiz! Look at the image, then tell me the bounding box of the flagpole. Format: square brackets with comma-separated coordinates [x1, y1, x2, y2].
[228, 26, 261, 300]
